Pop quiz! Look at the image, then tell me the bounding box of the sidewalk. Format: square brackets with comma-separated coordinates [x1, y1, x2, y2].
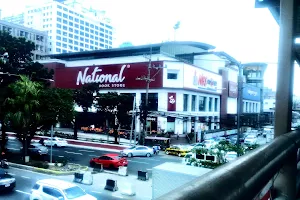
[60, 171, 152, 200]
[6, 132, 129, 152]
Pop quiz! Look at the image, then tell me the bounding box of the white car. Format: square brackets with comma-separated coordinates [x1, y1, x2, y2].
[120, 146, 154, 157]
[244, 135, 257, 145]
[44, 137, 68, 147]
[224, 151, 238, 162]
[30, 179, 97, 200]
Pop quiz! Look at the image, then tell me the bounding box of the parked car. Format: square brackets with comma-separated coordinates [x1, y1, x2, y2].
[44, 137, 68, 147]
[30, 179, 97, 200]
[120, 146, 154, 157]
[165, 145, 190, 157]
[244, 135, 258, 145]
[89, 153, 128, 168]
[224, 151, 238, 162]
[0, 169, 15, 192]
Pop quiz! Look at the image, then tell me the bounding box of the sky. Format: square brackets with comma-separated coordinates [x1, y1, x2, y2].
[1, 0, 299, 95]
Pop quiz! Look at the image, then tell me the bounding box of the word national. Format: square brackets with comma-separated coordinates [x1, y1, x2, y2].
[76, 65, 128, 85]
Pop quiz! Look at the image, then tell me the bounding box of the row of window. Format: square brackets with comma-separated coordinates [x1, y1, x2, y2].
[56, 42, 110, 52]
[243, 101, 260, 113]
[56, 35, 111, 45]
[183, 94, 219, 112]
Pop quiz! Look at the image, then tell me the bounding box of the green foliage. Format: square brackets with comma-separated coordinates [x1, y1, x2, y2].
[39, 88, 75, 130]
[28, 161, 49, 169]
[214, 140, 245, 156]
[73, 83, 99, 112]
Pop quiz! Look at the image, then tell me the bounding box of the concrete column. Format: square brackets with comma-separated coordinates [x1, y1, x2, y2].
[274, 0, 297, 199]
[187, 95, 191, 112]
[205, 97, 209, 112]
[211, 97, 215, 113]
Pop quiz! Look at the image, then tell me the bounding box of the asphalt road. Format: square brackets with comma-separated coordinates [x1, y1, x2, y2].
[6, 139, 182, 177]
[0, 167, 129, 200]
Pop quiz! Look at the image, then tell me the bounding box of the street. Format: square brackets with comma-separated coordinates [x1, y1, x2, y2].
[0, 167, 127, 200]
[6, 139, 182, 177]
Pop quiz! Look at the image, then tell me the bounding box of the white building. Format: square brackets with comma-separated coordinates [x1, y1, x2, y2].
[2, 0, 114, 55]
[0, 19, 48, 60]
[41, 42, 239, 138]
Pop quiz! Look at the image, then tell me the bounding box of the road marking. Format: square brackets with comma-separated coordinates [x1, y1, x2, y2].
[89, 154, 98, 157]
[112, 194, 124, 199]
[128, 160, 149, 164]
[64, 151, 83, 155]
[21, 176, 30, 179]
[58, 156, 64, 157]
[91, 191, 102, 194]
[8, 173, 15, 176]
[147, 169, 152, 171]
[78, 149, 95, 153]
[7, 147, 20, 151]
[16, 189, 31, 195]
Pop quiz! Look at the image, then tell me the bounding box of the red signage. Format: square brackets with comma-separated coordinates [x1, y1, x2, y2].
[228, 81, 238, 98]
[51, 61, 163, 89]
[167, 93, 176, 111]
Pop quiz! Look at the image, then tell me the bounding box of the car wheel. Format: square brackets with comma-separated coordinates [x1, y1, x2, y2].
[165, 151, 169, 155]
[146, 153, 151, 157]
[178, 153, 181, 157]
[54, 144, 58, 148]
[90, 162, 95, 167]
[128, 153, 133, 158]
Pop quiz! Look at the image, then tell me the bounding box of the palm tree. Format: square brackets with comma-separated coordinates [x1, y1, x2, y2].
[5, 75, 41, 161]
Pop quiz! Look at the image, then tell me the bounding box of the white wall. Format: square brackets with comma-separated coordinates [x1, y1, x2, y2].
[264, 99, 275, 111]
[193, 54, 226, 74]
[228, 69, 238, 82]
[162, 61, 184, 88]
[227, 98, 237, 114]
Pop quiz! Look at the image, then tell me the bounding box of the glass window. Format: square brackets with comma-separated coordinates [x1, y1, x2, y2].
[69, 28, 73, 32]
[57, 17, 62, 22]
[63, 186, 86, 199]
[63, 13, 67, 18]
[69, 16, 73, 21]
[56, 30, 61, 34]
[63, 19, 67, 24]
[57, 24, 61, 28]
[62, 49, 67, 53]
[69, 22, 73, 26]
[56, 36, 61, 40]
[75, 18, 79, 22]
[63, 38, 67, 42]
[167, 73, 177, 80]
[141, 93, 158, 111]
[209, 97, 213, 112]
[183, 94, 189, 111]
[191, 95, 196, 111]
[57, 11, 62, 16]
[63, 26, 67, 30]
[214, 98, 218, 112]
[69, 33, 73, 38]
[74, 41, 78, 45]
[199, 96, 206, 111]
[56, 42, 61, 46]
[63, 43, 67, 48]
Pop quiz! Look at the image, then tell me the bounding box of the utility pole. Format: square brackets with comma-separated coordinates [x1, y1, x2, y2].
[236, 63, 244, 151]
[136, 46, 164, 145]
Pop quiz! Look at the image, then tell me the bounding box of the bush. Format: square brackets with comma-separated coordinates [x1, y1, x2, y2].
[29, 161, 49, 169]
[54, 157, 68, 166]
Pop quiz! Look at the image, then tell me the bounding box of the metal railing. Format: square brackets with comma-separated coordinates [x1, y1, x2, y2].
[157, 130, 300, 200]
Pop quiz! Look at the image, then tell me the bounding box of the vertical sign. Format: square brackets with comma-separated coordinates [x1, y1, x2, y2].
[167, 93, 176, 111]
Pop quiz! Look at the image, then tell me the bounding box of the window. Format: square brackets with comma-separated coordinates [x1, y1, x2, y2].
[32, 183, 40, 190]
[57, 17, 62, 22]
[56, 30, 61, 34]
[69, 33, 73, 38]
[191, 95, 196, 111]
[214, 98, 218, 112]
[69, 22, 73, 26]
[199, 96, 207, 111]
[63, 13, 67, 18]
[57, 24, 61, 28]
[141, 93, 158, 111]
[63, 38, 67, 42]
[69, 16, 73, 21]
[183, 94, 189, 111]
[63, 19, 67, 24]
[167, 73, 177, 80]
[56, 36, 61, 40]
[56, 42, 61, 46]
[208, 97, 213, 111]
[57, 11, 62, 16]
[42, 186, 64, 198]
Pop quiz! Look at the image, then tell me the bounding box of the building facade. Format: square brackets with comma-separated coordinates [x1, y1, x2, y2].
[0, 19, 48, 60]
[2, 0, 114, 55]
[41, 42, 241, 137]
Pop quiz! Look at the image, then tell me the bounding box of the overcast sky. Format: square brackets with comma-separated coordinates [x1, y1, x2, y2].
[1, 0, 299, 95]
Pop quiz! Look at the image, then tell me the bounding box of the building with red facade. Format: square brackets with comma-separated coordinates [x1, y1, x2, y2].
[41, 41, 241, 138]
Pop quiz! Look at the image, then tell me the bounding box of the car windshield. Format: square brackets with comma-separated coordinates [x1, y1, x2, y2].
[127, 146, 135, 150]
[63, 186, 86, 199]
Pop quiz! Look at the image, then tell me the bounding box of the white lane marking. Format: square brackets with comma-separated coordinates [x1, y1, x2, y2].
[64, 151, 83, 155]
[128, 160, 149, 164]
[21, 176, 30, 179]
[91, 191, 102, 194]
[10, 167, 53, 177]
[15, 189, 31, 195]
[112, 194, 124, 199]
[8, 173, 16, 176]
[89, 154, 98, 157]
[147, 169, 152, 171]
[78, 149, 95, 153]
[7, 147, 20, 151]
[58, 155, 64, 157]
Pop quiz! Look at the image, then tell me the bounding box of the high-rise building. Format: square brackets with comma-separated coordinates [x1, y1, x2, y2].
[0, 19, 48, 60]
[2, 14, 25, 25]
[2, 0, 114, 55]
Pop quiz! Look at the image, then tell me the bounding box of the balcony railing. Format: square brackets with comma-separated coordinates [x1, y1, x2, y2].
[157, 130, 300, 200]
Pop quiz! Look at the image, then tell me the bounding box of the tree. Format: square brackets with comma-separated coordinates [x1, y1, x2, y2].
[73, 83, 99, 139]
[0, 30, 54, 152]
[95, 92, 133, 144]
[5, 76, 42, 160]
[39, 88, 75, 130]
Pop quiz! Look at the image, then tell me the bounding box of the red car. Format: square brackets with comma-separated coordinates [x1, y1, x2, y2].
[89, 153, 128, 168]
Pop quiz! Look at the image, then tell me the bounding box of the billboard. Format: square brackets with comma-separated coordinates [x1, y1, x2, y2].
[167, 93, 176, 111]
[183, 64, 222, 94]
[53, 61, 163, 89]
[228, 81, 238, 98]
[242, 84, 261, 101]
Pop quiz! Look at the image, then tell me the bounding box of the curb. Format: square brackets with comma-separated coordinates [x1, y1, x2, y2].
[8, 162, 89, 176]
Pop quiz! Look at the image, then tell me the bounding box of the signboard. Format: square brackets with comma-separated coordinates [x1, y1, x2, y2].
[183, 64, 222, 94]
[167, 93, 176, 111]
[228, 81, 238, 98]
[53, 61, 163, 89]
[242, 84, 261, 101]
